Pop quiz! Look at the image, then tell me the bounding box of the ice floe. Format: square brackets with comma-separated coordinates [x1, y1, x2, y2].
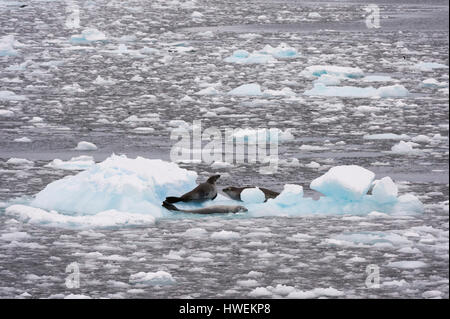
[224, 43, 298, 64]
[304, 83, 409, 98]
[3, 157, 424, 228]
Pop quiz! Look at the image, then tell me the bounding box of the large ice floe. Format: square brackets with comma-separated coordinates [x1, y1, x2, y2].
[304, 83, 409, 98]
[4, 156, 423, 229]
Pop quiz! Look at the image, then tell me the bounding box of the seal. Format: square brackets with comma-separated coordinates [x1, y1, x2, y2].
[162, 201, 247, 214]
[165, 175, 220, 203]
[222, 186, 279, 202]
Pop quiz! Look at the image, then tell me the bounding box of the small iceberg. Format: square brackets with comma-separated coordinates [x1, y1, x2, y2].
[0, 35, 20, 56]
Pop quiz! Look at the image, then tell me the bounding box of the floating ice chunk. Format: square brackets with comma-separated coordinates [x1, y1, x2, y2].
[0, 35, 19, 56]
[287, 287, 344, 299]
[231, 128, 293, 143]
[241, 188, 266, 204]
[74, 141, 97, 151]
[414, 62, 448, 71]
[0, 109, 14, 117]
[5, 205, 156, 229]
[248, 287, 273, 297]
[46, 156, 95, 171]
[228, 83, 262, 96]
[258, 43, 298, 59]
[372, 177, 398, 204]
[191, 11, 203, 18]
[387, 261, 427, 269]
[211, 230, 240, 240]
[411, 135, 432, 143]
[377, 84, 410, 98]
[129, 271, 175, 286]
[364, 133, 411, 140]
[391, 140, 420, 154]
[304, 83, 409, 98]
[0, 231, 30, 241]
[421, 78, 448, 88]
[70, 28, 107, 44]
[0, 90, 27, 101]
[300, 65, 364, 79]
[210, 161, 232, 169]
[6, 158, 33, 166]
[93, 75, 116, 86]
[307, 12, 322, 19]
[310, 165, 375, 201]
[29, 154, 197, 218]
[13, 137, 32, 142]
[195, 86, 221, 95]
[64, 294, 92, 299]
[327, 231, 411, 248]
[362, 75, 393, 82]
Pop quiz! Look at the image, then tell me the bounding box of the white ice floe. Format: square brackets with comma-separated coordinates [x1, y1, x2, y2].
[46, 156, 95, 171]
[224, 43, 298, 64]
[391, 140, 421, 154]
[228, 83, 263, 96]
[304, 83, 409, 98]
[129, 271, 175, 285]
[300, 65, 364, 79]
[25, 154, 196, 220]
[231, 127, 294, 143]
[421, 78, 448, 88]
[70, 28, 107, 44]
[5, 158, 424, 228]
[0, 90, 27, 101]
[310, 165, 375, 201]
[6, 158, 34, 166]
[74, 141, 97, 151]
[13, 137, 32, 143]
[211, 230, 240, 240]
[363, 133, 411, 140]
[414, 62, 448, 71]
[5, 205, 156, 229]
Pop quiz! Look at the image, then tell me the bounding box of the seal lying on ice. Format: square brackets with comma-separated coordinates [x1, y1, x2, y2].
[162, 201, 247, 214]
[222, 186, 279, 202]
[165, 175, 220, 203]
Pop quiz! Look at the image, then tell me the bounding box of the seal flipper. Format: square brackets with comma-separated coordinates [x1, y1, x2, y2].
[165, 196, 182, 203]
[162, 201, 179, 211]
[211, 193, 217, 201]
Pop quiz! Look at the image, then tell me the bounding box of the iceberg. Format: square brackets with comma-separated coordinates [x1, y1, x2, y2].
[304, 83, 409, 98]
[3, 157, 423, 229]
[310, 165, 375, 201]
[0, 90, 27, 101]
[30, 154, 197, 218]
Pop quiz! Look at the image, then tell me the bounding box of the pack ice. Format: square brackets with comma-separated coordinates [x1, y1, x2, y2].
[4, 156, 423, 228]
[224, 43, 298, 64]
